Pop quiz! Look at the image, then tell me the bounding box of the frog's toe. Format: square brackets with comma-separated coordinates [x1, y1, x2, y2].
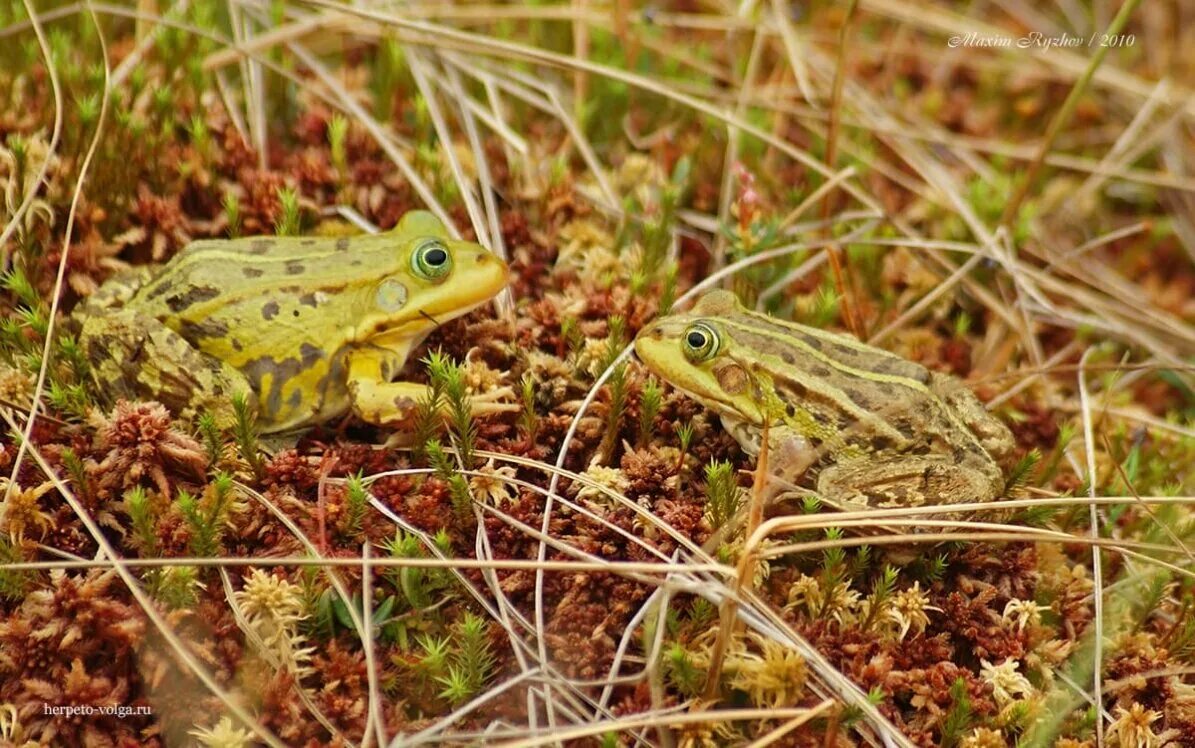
[468, 386, 519, 415]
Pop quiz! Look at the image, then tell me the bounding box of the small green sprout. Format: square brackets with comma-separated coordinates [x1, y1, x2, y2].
[343, 471, 369, 539]
[178, 472, 239, 558]
[665, 642, 703, 697]
[674, 421, 695, 476]
[637, 377, 662, 448]
[153, 566, 202, 609]
[426, 439, 472, 521]
[59, 447, 89, 503]
[417, 633, 451, 678]
[410, 352, 449, 463]
[436, 666, 473, 705]
[0, 536, 33, 600]
[46, 380, 89, 419]
[425, 352, 477, 470]
[274, 186, 302, 236]
[125, 486, 159, 556]
[1005, 448, 1042, 493]
[658, 263, 678, 315]
[860, 565, 898, 632]
[327, 113, 349, 181]
[187, 114, 211, 160]
[560, 317, 583, 359]
[518, 375, 538, 443]
[939, 678, 974, 747]
[703, 460, 743, 527]
[222, 193, 242, 238]
[197, 411, 223, 469]
[231, 392, 264, 482]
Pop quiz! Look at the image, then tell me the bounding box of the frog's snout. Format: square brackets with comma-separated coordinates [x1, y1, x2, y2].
[632, 323, 664, 363]
[637, 324, 663, 341]
[474, 249, 510, 278]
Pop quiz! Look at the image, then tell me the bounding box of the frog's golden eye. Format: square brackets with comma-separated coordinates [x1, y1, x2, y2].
[682, 322, 720, 362]
[411, 239, 452, 281]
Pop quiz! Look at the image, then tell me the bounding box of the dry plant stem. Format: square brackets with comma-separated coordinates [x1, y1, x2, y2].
[1077, 348, 1106, 744]
[0, 2, 62, 259]
[571, 0, 588, 121]
[2, 555, 731, 574]
[821, 705, 841, 748]
[228, 1, 266, 170]
[769, 0, 817, 106]
[361, 542, 385, 748]
[998, 0, 1144, 229]
[492, 707, 826, 748]
[3, 0, 88, 527]
[744, 699, 835, 748]
[714, 30, 762, 267]
[406, 50, 492, 249]
[1067, 78, 1173, 216]
[470, 511, 538, 731]
[820, 0, 863, 338]
[316, 453, 338, 555]
[702, 418, 772, 701]
[647, 591, 676, 748]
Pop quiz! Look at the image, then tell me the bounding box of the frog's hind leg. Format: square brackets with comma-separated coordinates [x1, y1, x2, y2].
[79, 308, 253, 426]
[817, 456, 996, 515]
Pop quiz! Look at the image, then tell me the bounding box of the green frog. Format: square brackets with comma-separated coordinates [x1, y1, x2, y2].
[74, 211, 510, 433]
[633, 290, 1015, 512]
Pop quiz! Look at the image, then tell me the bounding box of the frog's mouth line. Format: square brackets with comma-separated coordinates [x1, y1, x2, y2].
[365, 296, 498, 343]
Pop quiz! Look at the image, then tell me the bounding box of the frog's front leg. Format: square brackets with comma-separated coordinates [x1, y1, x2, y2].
[78, 308, 253, 427]
[816, 456, 1000, 512]
[344, 348, 516, 428]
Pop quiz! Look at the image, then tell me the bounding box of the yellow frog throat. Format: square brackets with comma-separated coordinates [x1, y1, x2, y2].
[75, 211, 509, 433]
[633, 290, 1015, 510]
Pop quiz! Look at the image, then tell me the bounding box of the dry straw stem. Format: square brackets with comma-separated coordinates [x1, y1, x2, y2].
[820, 0, 863, 338]
[703, 416, 773, 701]
[492, 703, 834, 748]
[998, 0, 1145, 229]
[0, 0, 62, 255]
[0, 0, 66, 526]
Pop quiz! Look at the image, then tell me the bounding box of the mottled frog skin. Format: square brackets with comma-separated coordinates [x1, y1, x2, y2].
[634, 290, 1015, 511]
[75, 211, 509, 432]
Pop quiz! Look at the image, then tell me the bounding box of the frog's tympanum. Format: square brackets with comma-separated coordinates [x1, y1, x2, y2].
[75, 211, 509, 433]
[634, 290, 1015, 511]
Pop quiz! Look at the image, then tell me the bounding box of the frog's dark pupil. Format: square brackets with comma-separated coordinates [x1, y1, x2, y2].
[425, 247, 447, 266]
[687, 331, 707, 349]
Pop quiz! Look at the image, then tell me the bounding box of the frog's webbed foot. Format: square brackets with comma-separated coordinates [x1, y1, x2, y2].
[465, 385, 519, 416]
[349, 378, 518, 431]
[78, 308, 252, 427]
